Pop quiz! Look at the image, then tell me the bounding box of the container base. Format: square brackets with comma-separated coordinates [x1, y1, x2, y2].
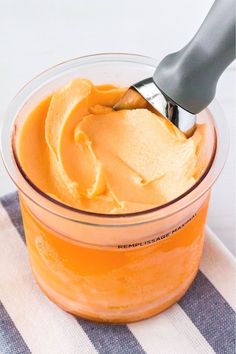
[32, 266, 198, 324]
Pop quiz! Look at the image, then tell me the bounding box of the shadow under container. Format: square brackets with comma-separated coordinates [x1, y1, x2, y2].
[1, 54, 228, 323]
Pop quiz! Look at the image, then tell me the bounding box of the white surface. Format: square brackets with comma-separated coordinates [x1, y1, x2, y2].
[0, 0, 235, 254]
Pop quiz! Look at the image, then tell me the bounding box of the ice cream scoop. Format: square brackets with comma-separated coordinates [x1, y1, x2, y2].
[114, 0, 235, 137]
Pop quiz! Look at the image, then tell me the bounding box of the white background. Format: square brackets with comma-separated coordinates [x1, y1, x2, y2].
[0, 0, 235, 254]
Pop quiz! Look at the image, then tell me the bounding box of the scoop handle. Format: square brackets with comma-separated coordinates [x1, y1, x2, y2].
[153, 0, 235, 114]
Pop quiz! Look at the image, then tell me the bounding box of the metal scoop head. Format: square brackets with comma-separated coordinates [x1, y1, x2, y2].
[114, 77, 196, 138]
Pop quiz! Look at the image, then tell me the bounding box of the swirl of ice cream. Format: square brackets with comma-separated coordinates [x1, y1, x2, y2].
[17, 78, 205, 213]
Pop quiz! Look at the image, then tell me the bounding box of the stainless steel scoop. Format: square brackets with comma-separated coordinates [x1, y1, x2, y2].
[114, 0, 235, 137]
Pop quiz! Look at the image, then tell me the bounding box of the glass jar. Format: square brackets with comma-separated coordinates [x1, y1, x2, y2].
[0, 54, 228, 323]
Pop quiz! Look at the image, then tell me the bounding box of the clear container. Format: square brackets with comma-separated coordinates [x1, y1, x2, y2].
[0, 54, 228, 323]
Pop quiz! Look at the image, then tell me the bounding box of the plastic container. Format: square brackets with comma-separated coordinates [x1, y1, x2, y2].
[0, 54, 228, 323]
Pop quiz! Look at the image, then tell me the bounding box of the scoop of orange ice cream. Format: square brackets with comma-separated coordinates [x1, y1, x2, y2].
[17, 78, 206, 213]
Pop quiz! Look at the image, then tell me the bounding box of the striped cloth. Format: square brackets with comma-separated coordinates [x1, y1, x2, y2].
[0, 192, 235, 354]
